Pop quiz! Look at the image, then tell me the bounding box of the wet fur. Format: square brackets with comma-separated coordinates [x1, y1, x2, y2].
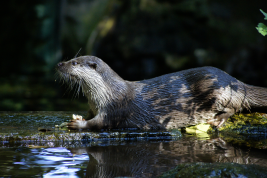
[57, 56, 267, 130]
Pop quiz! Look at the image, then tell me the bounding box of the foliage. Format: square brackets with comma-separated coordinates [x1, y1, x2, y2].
[185, 123, 210, 138]
[256, 9, 267, 36]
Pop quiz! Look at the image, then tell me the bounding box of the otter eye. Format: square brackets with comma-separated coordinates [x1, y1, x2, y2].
[72, 61, 78, 66]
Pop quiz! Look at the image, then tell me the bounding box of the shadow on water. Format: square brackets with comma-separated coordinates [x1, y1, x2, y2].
[0, 112, 267, 177]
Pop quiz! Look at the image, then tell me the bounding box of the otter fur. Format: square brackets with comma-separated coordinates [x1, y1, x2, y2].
[56, 56, 267, 130]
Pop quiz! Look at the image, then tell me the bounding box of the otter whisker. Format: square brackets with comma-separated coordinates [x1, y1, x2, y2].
[73, 80, 83, 99]
[74, 48, 82, 58]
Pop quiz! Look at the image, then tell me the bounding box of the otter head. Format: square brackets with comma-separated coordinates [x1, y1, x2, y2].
[57, 56, 118, 83]
[56, 56, 129, 111]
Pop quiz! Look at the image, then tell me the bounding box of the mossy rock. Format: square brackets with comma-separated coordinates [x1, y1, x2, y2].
[208, 113, 267, 135]
[207, 113, 267, 149]
[159, 162, 267, 178]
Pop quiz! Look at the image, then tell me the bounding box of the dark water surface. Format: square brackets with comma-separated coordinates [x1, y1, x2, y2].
[0, 112, 267, 177]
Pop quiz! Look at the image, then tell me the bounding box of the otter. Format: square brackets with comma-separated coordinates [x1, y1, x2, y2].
[56, 56, 267, 130]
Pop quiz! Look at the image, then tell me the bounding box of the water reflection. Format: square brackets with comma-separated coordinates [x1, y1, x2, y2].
[70, 137, 267, 178]
[36, 147, 88, 177]
[0, 136, 267, 177]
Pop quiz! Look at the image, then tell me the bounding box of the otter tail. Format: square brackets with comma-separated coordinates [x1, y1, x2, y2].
[245, 84, 267, 108]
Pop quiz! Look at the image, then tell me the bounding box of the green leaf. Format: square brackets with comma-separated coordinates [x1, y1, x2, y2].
[260, 9, 267, 20]
[256, 23, 267, 36]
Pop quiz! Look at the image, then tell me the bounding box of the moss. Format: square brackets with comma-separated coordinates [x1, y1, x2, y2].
[217, 113, 267, 135]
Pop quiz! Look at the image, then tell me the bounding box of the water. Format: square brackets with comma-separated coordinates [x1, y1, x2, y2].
[0, 112, 267, 177]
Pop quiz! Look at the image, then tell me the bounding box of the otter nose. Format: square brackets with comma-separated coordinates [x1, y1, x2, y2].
[57, 62, 63, 67]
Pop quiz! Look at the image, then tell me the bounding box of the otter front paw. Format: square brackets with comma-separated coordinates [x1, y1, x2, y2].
[67, 114, 88, 130]
[72, 114, 84, 121]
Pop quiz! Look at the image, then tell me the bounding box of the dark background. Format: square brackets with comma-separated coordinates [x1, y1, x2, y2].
[1, 0, 267, 111]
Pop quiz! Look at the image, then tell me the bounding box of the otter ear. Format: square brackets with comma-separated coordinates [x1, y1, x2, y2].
[87, 62, 97, 70]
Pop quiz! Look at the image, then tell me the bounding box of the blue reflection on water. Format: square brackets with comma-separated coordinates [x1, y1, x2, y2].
[35, 147, 89, 177]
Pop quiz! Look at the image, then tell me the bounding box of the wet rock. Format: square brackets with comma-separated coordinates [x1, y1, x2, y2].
[0, 111, 182, 144]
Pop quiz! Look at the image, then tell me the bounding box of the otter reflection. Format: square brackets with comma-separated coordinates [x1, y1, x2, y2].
[68, 138, 267, 178]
